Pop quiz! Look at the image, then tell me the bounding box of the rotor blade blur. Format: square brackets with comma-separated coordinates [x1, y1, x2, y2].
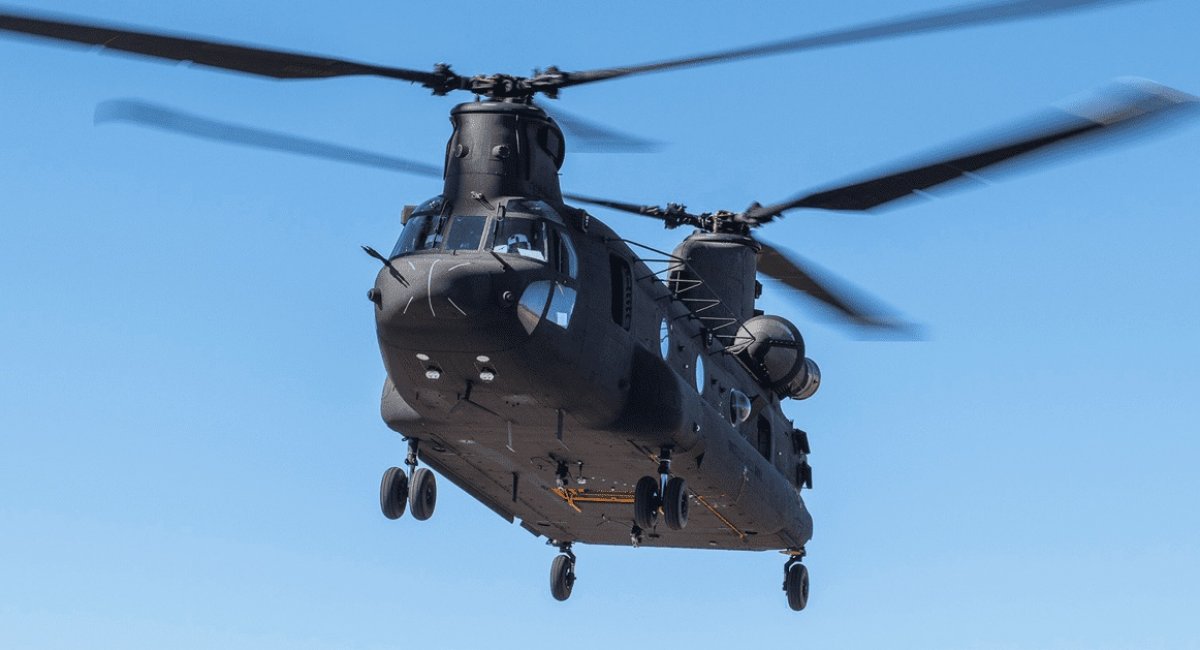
[562, 192, 662, 217]
[756, 239, 918, 337]
[749, 79, 1198, 220]
[95, 99, 443, 178]
[559, 0, 1147, 88]
[0, 10, 442, 84]
[537, 103, 661, 153]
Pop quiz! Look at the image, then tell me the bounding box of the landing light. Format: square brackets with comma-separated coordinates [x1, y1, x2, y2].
[425, 366, 442, 380]
[479, 368, 497, 382]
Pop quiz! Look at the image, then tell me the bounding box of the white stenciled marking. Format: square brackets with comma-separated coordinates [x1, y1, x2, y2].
[427, 259, 440, 318]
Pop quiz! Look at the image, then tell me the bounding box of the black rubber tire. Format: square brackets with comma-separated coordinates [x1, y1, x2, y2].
[380, 466, 408, 520]
[662, 476, 689, 530]
[550, 554, 575, 602]
[633, 475, 660, 530]
[409, 467, 437, 521]
[785, 563, 810, 612]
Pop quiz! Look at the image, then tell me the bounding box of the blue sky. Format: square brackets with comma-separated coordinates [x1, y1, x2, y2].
[2, 1, 1199, 648]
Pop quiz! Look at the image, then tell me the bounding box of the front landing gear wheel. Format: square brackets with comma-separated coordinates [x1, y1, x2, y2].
[633, 476, 661, 529]
[662, 476, 689, 530]
[380, 466, 408, 520]
[550, 553, 576, 601]
[409, 467, 437, 521]
[785, 562, 810, 611]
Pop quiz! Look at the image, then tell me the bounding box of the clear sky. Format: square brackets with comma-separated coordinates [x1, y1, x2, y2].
[2, 1, 1199, 648]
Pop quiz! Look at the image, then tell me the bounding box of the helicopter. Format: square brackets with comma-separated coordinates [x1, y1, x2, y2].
[2, 0, 1195, 612]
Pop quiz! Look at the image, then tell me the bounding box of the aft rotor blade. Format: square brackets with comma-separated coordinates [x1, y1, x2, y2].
[756, 239, 917, 336]
[749, 79, 1198, 220]
[535, 103, 661, 153]
[95, 99, 443, 178]
[559, 0, 1146, 88]
[0, 10, 444, 85]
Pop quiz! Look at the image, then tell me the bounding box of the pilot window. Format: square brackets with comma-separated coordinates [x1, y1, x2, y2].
[444, 215, 488, 251]
[392, 214, 448, 257]
[491, 218, 547, 261]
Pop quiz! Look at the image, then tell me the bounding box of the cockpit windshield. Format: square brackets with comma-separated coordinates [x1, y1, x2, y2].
[391, 196, 491, 257]
[392, 214, 447, 256]
[491, 217, 547, 262]
[444, 215, 488, 251]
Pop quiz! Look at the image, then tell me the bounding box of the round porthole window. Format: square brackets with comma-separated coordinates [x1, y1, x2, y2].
[659, 318, 670, 359]
[729, 389, 752, 424]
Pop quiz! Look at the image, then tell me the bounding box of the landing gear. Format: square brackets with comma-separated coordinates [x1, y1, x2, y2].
[549, 542, 577, 601]
[783, 554, 810, 611]
[409, 467, 437, 521]
[662, 476, 688, 530]
[633, 475, 660, 529]
[633, 446, 689, 534]
[380, 437, 437, 521]
[379, 466, 408, 520]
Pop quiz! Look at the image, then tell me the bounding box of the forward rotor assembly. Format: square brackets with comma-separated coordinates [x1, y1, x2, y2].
[2, 0, 1195, 335]
[0, 0, 1161, 101]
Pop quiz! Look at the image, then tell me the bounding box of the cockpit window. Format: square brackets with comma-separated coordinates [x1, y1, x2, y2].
[392, 214, 448, 257]
[444, 215, 488, 251]
[491, 218, 547, 262]
[391, 196, 447, 257]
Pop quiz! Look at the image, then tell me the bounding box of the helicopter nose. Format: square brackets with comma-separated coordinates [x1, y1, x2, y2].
[377, 257, 493, 321]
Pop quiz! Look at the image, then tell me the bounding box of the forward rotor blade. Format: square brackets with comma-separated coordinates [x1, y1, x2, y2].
[0, 10, 442, 85]
[562, 192, 662, 218]
[749, 79, 1198, 220]
[537, 103, 661, 153]
[95, 99, 443, 178]
[559, 0, 1146, 88]
[756, 239, 917, 336]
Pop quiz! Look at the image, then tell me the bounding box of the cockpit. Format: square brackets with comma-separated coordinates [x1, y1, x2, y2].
[390, 196, 577, 278]
[387, 195, 580, 332]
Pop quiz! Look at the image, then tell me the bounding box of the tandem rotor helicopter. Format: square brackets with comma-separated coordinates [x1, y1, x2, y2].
[3, 0, 1196, 611]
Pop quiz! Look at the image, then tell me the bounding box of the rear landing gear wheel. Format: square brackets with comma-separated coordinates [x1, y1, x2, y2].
[409, 467, 437, 521]
[380, 466, 408, 520]
[550, 553, 576, 601]
[662, 476, 689, 530]
[785, 562, 809, 611]
[633, 475, 660, 530]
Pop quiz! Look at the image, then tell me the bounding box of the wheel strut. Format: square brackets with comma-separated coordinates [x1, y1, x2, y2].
[657, 446, 673, 492]
[404, 437, 420, 480]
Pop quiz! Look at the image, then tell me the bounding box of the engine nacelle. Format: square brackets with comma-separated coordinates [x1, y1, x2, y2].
[729, 315, 820, 400]
[786, 358, 821, 400]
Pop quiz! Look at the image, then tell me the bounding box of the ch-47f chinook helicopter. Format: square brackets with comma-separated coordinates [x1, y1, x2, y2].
[3, 0, 1196, 611]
